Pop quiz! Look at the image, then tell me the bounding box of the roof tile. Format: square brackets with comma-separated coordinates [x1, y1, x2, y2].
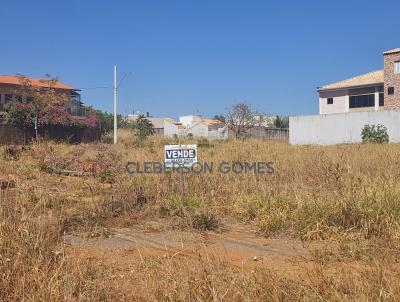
[0, 74, 78, 90]
[319, 70, 383, 91]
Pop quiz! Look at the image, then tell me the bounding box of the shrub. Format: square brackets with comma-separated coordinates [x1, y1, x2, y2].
[197, 138, 211, 148]
[361, 124, 389, 143]
[192, 212, 220, 231]
[130, 115, 154, 142]
[101, 135, 113, 144]
[4, 101, 36, 127]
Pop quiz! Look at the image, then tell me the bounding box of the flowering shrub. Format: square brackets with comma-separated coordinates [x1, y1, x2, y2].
[39, 105, 73, 126]
[4, 101, 98, 128]
[4, 101, 36, 127]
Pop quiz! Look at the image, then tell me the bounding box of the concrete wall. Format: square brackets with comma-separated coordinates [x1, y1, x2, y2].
[289, 110, 400, 145]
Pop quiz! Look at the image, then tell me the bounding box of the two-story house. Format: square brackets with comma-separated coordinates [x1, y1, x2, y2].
[0, 74, 83, 116]
[318, 48, 400, 114]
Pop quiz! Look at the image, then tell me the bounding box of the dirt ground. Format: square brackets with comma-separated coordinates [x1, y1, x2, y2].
[65, 220, 313, 278]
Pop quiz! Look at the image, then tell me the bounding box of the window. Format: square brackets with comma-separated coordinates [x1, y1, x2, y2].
[327, 98, 333, 105]
[388, 87, 395, 95]
[5, 94, 22, 103]
[5, 94, 12, 104]
[395, 62, 400, 74]
[379, 93, 384, 106]
[349, 94, 375, 108]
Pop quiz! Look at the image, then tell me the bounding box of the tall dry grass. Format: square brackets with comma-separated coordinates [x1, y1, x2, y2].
[0, 134, 399, 300]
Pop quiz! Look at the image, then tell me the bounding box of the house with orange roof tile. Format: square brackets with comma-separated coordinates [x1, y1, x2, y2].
[0, 74, 83, 116]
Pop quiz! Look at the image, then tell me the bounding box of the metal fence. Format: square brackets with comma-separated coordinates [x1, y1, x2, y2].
[228, 127, 289, 140]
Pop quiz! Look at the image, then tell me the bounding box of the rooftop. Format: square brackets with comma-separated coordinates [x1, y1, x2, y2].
[318, 70, 383, 91]
[203, 119, 224, 126]
[0, 74, 78, 90]
[383, 48, 400, 55]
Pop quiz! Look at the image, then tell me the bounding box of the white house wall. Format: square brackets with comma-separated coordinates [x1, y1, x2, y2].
[208, 127, 229, 140]
[319, 89, 348, 114]
[289, 110, 400, 145]
[179, 115, 202, 127]
[164, 122, 179, 137]
[186, 123, 208, 137]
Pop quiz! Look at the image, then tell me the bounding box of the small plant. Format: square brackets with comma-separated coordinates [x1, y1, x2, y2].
[101, 135, 113, 144]
[197, 138, 211, 148]
[98, 169, 116, 184]
[2, 146, 22, 160]
[192, 212, 220, 231]
[361, 124, 389, 143]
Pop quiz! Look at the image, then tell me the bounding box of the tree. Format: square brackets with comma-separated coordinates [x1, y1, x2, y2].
[213, 114, 226, 123]
[226, 102, 263, 138]
[274, 115, 289, 128]
[4, 101, 36, 127]
[15, 74, 69, 140]
[131, 115, 154, 142]
[86, 108, 127, 135]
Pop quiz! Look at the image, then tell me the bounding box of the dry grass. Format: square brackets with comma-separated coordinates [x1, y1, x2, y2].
[0, 132, 400, 301]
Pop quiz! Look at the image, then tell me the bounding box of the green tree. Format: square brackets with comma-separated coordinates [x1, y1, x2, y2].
[4, 101, 36, 127]
[213, 114, 226, 123]
[87, 108, 126, 134]
[15, 74, 69, 140]
[274, 115, 289, 128]
[131, 115, 154, 142]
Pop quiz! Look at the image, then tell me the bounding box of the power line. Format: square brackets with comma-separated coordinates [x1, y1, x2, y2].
[117, 71, 132, 89]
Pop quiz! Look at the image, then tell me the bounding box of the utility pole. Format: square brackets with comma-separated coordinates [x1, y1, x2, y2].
[113, 65, 117, 144]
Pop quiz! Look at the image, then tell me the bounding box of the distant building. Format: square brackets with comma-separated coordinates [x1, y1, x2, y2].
[126, 115, 166, 135]
[0, 74, 83, 116]
[318, 48, 400, 114]
[186, 119, 227, 139]
[179, 115, 202, 127]
[126, 114, 228, 139]
[164, 119, 186, 137]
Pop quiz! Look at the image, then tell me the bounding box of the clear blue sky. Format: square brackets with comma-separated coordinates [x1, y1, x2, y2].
[1, 1, 399, 118]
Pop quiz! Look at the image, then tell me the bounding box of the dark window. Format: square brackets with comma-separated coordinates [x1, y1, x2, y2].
[388, 87, 395, 95]
[349, 94, 375, 108]
[379, 93, 384, 106]
[26, 96, 34, 103]
[5, 94, 22, 103]
[327, 98, 333, 105]
[5, 94, 13, 104]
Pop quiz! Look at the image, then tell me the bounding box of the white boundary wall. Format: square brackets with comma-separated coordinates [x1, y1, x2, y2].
[289, 110, 400, 145]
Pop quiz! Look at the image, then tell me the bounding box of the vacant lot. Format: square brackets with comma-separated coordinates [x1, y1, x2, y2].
[1, 133, 400, 301]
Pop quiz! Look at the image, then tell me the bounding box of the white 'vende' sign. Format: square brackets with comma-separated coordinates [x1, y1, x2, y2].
[164, 144, 197, 167]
